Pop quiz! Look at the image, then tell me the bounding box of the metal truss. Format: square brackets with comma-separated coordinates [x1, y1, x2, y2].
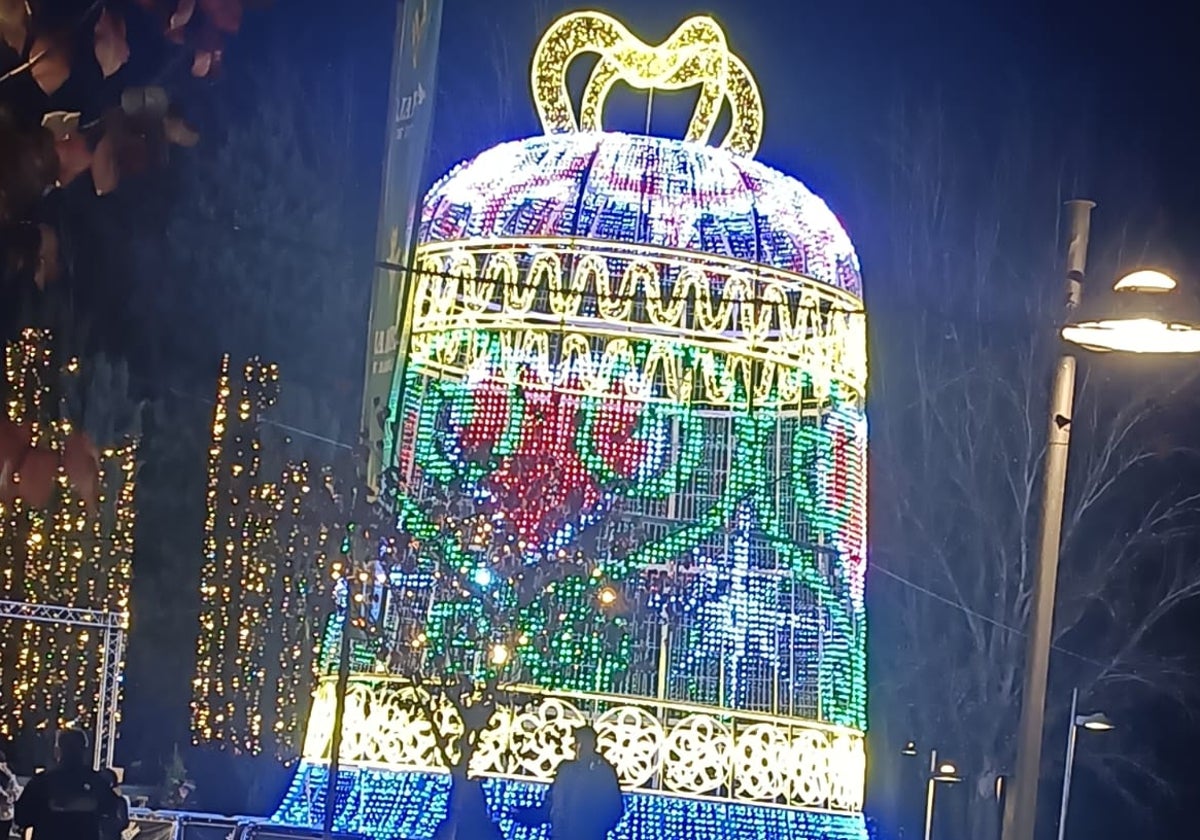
[0, 599, 127, 769]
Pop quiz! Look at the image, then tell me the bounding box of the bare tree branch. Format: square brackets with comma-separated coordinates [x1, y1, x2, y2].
[867, 94, 1200, 837]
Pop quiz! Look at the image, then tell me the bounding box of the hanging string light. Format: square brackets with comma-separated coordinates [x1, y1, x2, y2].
[0, 329, 138, 743]
[192, 356, 382, 758]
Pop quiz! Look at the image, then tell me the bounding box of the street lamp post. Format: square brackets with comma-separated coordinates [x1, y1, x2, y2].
[923, 749, 962, 840]
[1056, 687, 1114, 840]
[1001, 201, 1200, 840]
[1000, 198, 1096, 840]
[904, 742, 961, 840]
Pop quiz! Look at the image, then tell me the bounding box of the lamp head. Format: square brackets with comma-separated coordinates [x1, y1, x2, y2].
[901, 740, 918, 756]
[1076, 711, 1115, 732]
[933, 761, 962, 783]
[1062, 269, 1200, 354]
[1112, 269, 1176, 292]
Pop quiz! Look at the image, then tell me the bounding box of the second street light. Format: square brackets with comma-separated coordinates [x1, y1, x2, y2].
[923, 749, 962, 840]
[901, 741, 960, 840]
[1057, 688, 1114, 840]
[1062, 269, 1200, 354]
[1001, 201, 1200, 840]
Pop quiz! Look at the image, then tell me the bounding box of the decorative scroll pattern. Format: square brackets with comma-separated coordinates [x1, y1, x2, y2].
[409, 238, 866, 407]
[531, 12, 763, 156]
[301, 676, 865, 813]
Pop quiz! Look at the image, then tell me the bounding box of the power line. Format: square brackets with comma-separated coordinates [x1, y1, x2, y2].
[871, 560, 1193, 697]
[870, 560, 1114, 671]
[261, 417, 355, 451]
[155, 382, 355, 451]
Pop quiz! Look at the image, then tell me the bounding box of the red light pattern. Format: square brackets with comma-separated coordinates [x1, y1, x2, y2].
[452, 372, 649, 548]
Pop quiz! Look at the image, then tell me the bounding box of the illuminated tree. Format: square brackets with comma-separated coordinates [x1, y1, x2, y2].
[389, 474, 632, 678]
[186, 356, 634, 761]
[354, 451, 638, 776]
[867, 101, 1200, 838]
[178, 51, 409, 754]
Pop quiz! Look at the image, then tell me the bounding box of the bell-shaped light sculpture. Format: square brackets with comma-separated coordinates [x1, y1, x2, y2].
[1062, 270, 1200, 354]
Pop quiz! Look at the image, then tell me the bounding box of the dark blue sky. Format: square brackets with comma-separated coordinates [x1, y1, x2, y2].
[283, 0, 1199, 274]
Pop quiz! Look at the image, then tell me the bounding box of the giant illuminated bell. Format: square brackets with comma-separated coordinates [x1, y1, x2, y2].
[278, 11, 868, 840]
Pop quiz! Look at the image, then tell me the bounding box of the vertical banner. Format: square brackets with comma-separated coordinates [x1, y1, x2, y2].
[362, 0, 444, 486]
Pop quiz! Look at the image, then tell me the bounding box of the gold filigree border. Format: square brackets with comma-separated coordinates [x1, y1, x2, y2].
[301, 676, 865, 813]
[409, 238, 867, 407]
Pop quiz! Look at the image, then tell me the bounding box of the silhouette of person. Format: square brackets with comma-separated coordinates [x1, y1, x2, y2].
[515, 725, 625, 840]
[98, 768, 131, 840]
[0, 749, 20, 839]
[14, 729, 128, 840]
[433, 736, 503, 840]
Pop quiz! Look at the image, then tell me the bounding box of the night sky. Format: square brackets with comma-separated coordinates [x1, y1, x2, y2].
[295, 0, 1200, 284]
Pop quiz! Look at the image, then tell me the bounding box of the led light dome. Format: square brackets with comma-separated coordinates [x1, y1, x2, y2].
[421, 131, 863, 296]
[407, 131, 867, 410]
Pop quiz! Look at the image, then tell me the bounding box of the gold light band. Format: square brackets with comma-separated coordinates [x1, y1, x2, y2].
[408, 238, 867, 407]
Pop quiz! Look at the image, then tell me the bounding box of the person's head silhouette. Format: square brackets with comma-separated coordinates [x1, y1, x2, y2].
[574, 726, 598, 760]
[55, 728, 89, 768]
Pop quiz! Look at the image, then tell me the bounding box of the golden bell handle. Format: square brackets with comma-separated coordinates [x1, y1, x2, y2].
[530, 11, 764, 157]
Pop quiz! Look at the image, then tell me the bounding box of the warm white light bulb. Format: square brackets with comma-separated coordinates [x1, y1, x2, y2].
[1113, 269, 1176, 293]
[1062, 319, 1200, 354]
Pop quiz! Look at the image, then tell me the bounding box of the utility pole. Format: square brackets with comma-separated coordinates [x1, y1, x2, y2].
[1000, 199, 1096, 840]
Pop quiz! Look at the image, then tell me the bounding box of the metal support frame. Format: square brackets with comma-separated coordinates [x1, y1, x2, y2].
[0, 598, 127, 769]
